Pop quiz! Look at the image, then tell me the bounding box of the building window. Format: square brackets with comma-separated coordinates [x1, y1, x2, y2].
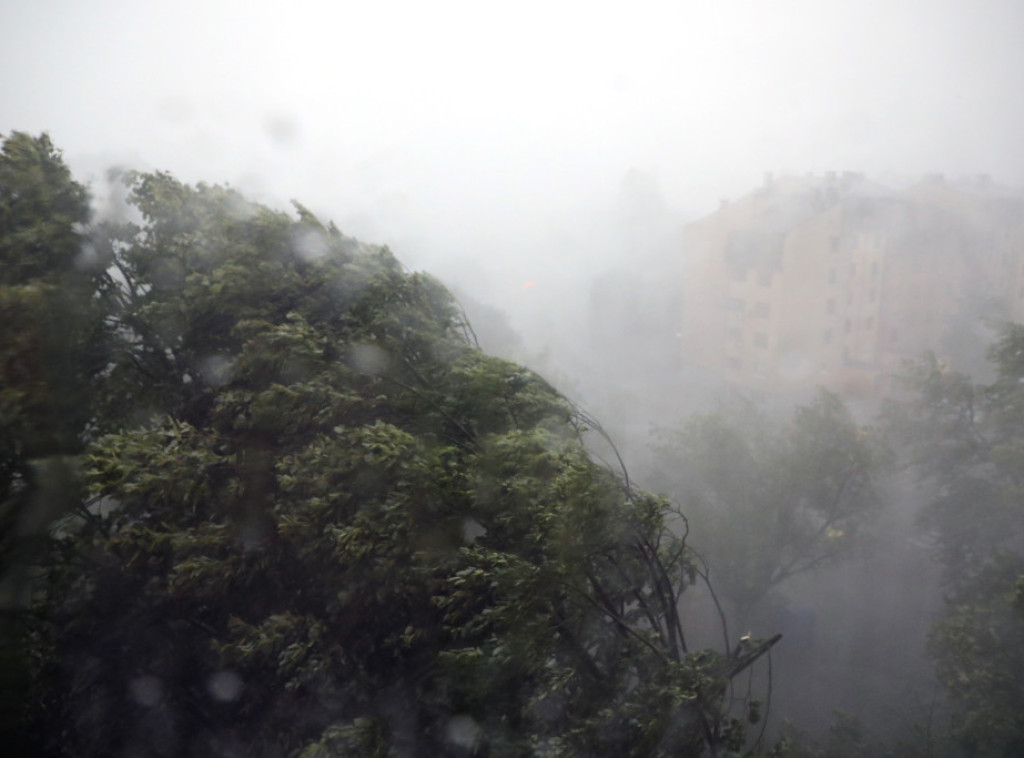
[845, 319, 852, 333]
[727, 357, 741, 371]
[823, 329, 832, 344]
[758, 270, 772, 287]
[731, 268, 746, 282]
[865, 316, 874, 330]
[849, 263, 857, 278]
[889, 328, 899, 344]
[828, 268, 837, 285]
[727, 327, 741, 342]
[727, 297, 744, 312]
[754, 332, 768, 348]
[869, 288, 876, 302]
[830, 236, 840, 252]
[826, 298, 836, 315]
[871, 261, 879, 277]
[754, 301, 770, 318]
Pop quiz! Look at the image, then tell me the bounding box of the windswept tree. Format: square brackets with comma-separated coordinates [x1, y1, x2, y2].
[0, 133, 113, 754]
[649, 392, 886, 626]
[4, 139, 780, 757]
[0, 132, 106, 578]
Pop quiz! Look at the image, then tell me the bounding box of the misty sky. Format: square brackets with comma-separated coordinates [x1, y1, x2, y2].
[3, 0, 1023, 347]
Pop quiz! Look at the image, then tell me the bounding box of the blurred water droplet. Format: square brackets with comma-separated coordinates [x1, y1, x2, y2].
[207, 670, 244, 702]
[128, 675, 163, 707]
[264, 113, 299, 145]
[294, 228, 329, 261]
[348, 344, 390, 376]
[445, 714, 481, 749]
[202, 355, 235, 387]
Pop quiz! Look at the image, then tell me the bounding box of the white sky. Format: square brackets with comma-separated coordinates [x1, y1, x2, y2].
[3, 0, 1024, 348]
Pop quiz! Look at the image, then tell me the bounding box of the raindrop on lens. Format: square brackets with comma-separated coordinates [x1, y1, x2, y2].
[128, 675, 163, 707]
[208, 671, 244, 702]
[445, 714, 481, 749]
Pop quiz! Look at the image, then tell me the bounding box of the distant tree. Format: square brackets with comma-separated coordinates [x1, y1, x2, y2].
[8, 156, 779, 756]
[766, 711, 888, 758]
[649, 391, 886, 627]
[888, 330, 1024, 755]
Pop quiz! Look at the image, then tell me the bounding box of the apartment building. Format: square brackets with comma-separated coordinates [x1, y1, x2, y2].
[680, 173, 1024, 398]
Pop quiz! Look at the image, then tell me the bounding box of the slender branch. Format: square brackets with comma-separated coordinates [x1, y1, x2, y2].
[690, 547, 732, 653]
[568, 577, 671, 665]
[552, 615, 606, 683]
[658, 540, 691, 653]
[112, 257, 140, 302]
[721, 633, 782, 680]
[383, 373, 481, 453]
[752, 646, 774, 753]
[640, 535, 688, 657]
[772, 526, 851, 586]
[450, 297, 480, 349]
[604, 553, 669, 651]
[569, 404, 632, 496]
[71, 499, 108, 537]
[632, 538, 678, 657]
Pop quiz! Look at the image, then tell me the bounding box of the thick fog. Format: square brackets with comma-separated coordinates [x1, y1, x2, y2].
[5, 0, 1024, 369]
[5, 0, 1024, 750]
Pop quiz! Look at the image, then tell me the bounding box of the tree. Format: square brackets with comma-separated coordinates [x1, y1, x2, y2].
[649, 391, 885, 627]
[0, 131, 103, 571]
[888, 330, 1024, 755]
[12, 159, 777, 756]
[0, 132, 113, 754]
[0, 132, 91, 285]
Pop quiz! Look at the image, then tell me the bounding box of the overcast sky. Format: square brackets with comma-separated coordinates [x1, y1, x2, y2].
[3, 0, 1023, 345]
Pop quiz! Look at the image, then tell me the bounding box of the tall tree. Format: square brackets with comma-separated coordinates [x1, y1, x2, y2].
[0, 132, 110, 753]
[888, 331, 1024, 755]
[649, 391, 885, 626]
[14, 161, 777, 756]
[0, 132, 100, 568]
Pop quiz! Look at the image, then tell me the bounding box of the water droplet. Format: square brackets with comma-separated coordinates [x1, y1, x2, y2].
[445, 714, 481, 749]
[128, 675, 163, 707]
[207, 671, 244, 702]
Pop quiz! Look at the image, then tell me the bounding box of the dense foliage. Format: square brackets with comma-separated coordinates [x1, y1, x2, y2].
[0, 133, 778, 757]
[888, 333, 1024, 756]
[649, 393, 886, 626]
[0, 132, 103, 575]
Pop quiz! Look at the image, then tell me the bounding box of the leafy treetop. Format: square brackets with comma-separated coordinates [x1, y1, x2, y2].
[3, 140, 778, 758]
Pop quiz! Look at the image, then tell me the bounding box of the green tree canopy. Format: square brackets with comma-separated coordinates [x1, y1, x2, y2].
[0, 132, 90, 285]
[0, 131, 112, 755]
[649, 391, 885, 625]
[888, 331, 1024, 756]
[0, 132, 111, 594]
[4, 142, 778, 757]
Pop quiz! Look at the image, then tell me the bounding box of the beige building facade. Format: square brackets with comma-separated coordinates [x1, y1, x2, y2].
[680, 173, 1024, 398]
